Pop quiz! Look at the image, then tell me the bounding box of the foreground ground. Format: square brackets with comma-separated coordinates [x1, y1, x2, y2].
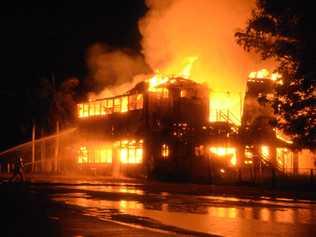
[1, 174, 316, 237]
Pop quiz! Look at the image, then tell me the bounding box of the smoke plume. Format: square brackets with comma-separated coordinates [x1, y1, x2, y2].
[86, 43, 150, 98]
[139, 0, 274, 92]
[85, 1, 275, 120]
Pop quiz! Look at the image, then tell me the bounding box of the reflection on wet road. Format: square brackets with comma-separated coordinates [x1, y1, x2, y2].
[51, 184, 316, 237]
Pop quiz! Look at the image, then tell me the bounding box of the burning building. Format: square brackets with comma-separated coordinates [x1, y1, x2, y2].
[72, 68, 314, 180]
[240, 69, 302, 175]
[75, 75, 209, 179]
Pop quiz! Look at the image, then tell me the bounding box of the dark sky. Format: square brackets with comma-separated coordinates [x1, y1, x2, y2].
[0, 1, 147, 87]
[0, 1, 147, 149]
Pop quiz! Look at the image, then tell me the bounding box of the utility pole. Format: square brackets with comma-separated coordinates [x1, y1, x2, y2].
[239, 91, 243, 122]
[40, 128, 46, 172]
[54, 120, 60, 173]
[32, 122, 36, 172]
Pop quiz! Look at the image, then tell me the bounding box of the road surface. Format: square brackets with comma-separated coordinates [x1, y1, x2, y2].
[1, 177, 316, 236]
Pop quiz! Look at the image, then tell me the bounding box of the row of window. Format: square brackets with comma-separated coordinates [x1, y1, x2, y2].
[77, 140, 144, 164]
[78, 94, 143, 118]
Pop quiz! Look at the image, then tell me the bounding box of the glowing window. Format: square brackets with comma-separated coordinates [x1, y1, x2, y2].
[162, 144, 169, 158]
[121, 96, 128, 112]
[194, 145, 204, 156]
[119, 140, 143, 164]
[106, 99, 113, 114]
[180, 90, 187, 98]
[128, 148, 136, 163]
[94, 101, 101, 116]
[100, 148, 112, 163]
[162, 88, 169, 98]
[120, 148, 128, 163]
[78, 104, 84, 118]
[136, 94, 143, 109]
[100, 100, 106, 115]
[128, 94, 136, 111]
[114, 98, 121, 113]
[78, 146, 88, 163]
[261, 145, 270, 159]
[135, 148, 143, 163]
[83, 103, 89, 117]
[155, 88, 169, 99]
[89, 102, 95, 116]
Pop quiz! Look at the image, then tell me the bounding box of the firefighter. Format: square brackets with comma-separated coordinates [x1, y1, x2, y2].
[9, 156, 25, 182]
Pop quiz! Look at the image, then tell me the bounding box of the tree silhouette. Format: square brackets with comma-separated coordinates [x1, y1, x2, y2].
[236, 0, 315, 150]
[32, 76, 79, 132]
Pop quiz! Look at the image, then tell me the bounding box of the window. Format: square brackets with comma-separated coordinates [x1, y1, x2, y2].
[180, 90, 187, 98]
[161, 88, 169, 98]
[119, 140, 143, 164]
[128, 94, 137, 111]
[100, 100, 106, 115]
[89, 102, 95, 116]
[194, 145, 204, 156]
[155, 88, 169, 99]
[121, 96, 128, 112]
[120, 147, 128, 163]
[100, 148, 112, 163]
[161, 144, 169, 158]
[136, 94, 143, 109]
[106, 99, 113, 114]
[78, 146, 88, 163]
[114, 98, 121, 113]
[78, 104, 84, 118]
[94, 101, 101, 116]
[135, 148, 143, 163]
[261, 145, 270, 159]
[83, 103, 89, 117]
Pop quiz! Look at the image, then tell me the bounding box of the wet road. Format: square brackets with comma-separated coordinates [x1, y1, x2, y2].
[44, 183, 316, 237]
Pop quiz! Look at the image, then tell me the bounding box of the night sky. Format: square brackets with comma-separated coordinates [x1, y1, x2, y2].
[0, 1, 147, 149]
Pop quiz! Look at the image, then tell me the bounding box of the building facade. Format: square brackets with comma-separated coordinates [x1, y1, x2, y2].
[75, 77, 210, 179]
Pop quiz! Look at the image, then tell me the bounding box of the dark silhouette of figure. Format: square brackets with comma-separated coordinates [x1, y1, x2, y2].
[10, 156, 25, 182]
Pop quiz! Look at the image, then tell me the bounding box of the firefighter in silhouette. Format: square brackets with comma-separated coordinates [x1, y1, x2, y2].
[10, 156, 25, 182]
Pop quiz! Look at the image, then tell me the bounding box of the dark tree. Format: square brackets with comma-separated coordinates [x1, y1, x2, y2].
[31, 77, 79, 133]
[236, 0, 316, 150]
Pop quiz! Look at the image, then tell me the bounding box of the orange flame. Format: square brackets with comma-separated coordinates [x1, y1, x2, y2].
[147, 56, 198, 91]
[147, 71, 170, 91]
[209, 146, 237, 166]
[248, 69, 282, 81]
